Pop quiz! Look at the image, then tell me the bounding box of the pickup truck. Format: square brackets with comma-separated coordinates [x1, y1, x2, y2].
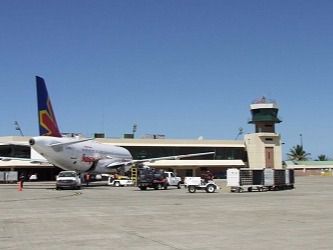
[137, 168, 183, 190]
[137, 168, 168, 190]
[163, 171, 182, 189]
[56, 171, 81, 190]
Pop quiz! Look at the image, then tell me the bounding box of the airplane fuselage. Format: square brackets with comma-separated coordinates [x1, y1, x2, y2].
[29, 136, 133, 173]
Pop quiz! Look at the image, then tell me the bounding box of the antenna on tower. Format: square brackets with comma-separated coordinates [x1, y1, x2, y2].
[132, 123, 138, 138]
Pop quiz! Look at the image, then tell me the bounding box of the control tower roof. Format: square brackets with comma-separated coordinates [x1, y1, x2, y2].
[249, 97, 281, 124]
[250, 97, 278, 110]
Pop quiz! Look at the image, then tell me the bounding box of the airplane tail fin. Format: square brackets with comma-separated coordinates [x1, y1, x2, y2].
[36, 76, 62, 137]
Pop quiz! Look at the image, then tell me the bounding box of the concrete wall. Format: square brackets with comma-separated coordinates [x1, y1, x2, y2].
[244, 133, 282, 169]
[294, 169, 333, 176]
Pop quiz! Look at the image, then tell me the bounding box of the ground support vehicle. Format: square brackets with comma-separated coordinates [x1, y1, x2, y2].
[163, 171, 183, 189]
[137, 167, 168, 190]
[227, 168, 267, 193]
[227, 168, 295, 193]
[184, 177, 219, 193]
[108, 175, 134, 187]
[56, 171, 81, 190]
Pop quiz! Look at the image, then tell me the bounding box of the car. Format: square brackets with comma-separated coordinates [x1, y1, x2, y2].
[108, 176, 134, 187]
[29, 174, 38, 181]
[56, 171, 81, 190]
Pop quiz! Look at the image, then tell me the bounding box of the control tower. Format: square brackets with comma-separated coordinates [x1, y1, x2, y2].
[249, 97, 281, 133]
[245, 97, 283, 169]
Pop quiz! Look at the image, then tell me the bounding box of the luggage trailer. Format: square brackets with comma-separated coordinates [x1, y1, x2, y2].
[227, 168, 294, 193]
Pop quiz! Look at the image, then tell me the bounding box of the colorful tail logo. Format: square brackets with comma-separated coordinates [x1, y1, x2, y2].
[36, 76, 62, 137]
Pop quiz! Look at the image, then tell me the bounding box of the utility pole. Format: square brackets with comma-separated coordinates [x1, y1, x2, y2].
[235, 127, 243, 140]
[14, 121, 24, 136]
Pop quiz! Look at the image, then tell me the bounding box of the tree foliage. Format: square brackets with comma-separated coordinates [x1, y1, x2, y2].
[287, 145, 311, 161]
[317, 154, 328, 161]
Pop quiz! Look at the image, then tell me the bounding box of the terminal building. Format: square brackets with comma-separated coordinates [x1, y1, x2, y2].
[0, 98, 283, 180]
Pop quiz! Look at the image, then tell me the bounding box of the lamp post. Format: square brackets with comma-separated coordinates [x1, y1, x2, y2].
[299, 133, 303, 147]
[235, 127, 243, 140]
[14, 121, 24, 136]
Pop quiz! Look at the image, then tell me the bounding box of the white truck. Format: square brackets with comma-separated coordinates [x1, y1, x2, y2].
[56, 171, 81, 190]
[163, 171, 183, 189]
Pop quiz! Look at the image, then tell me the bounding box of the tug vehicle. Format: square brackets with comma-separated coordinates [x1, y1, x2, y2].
[184, 177, 219, 193]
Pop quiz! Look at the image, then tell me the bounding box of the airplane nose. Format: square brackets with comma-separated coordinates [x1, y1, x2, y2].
[29, 138, 35, 146]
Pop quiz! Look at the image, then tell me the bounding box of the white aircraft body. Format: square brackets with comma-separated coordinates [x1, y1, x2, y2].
[29, 76, 214, 174]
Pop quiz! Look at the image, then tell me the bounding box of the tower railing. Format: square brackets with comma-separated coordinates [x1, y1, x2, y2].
[251, 97, 277, 105]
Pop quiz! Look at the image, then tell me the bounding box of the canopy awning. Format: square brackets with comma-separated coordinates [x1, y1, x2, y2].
[146, 160, 245, 167]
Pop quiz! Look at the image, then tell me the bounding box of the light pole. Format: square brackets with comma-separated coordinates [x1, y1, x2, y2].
[14, 121, 24, 136]
[299, 133, 303, 147]
[235, 127, 243, 140]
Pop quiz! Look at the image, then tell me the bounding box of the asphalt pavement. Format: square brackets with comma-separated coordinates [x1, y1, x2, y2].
[1, 176, 333, 250]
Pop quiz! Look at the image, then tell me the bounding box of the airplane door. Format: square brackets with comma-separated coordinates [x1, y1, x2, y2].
[66, 146, 79, 164]
[66, 146, 74, 157]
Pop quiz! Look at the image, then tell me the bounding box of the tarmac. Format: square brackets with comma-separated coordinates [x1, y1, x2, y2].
[1, 176, 333, 250]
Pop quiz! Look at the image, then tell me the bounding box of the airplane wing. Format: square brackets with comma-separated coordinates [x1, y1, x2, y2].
[130, 151, 216, 164]
[49, 138, 94, 147]
[104, 151, 216, 170]
[0, 142, 29, 146]
[0, 156, 49, 164]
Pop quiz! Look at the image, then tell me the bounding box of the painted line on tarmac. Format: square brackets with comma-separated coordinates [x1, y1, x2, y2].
[0, 191, 82, 203]
[124, 229, 184, 250]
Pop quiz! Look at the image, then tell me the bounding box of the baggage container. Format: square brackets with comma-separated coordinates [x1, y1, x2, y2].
[226, 168, 240, 187]
[271, 169, 295, 190]
[274, 169, 286, 186]
[227, 168, 266, 192]
[284, 169, 295, 189]
[227, 168, 295, 192]
[263, 169, 274, 187]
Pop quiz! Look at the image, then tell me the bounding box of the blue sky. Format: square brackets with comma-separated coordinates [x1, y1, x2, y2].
[1, 0, 333, 159]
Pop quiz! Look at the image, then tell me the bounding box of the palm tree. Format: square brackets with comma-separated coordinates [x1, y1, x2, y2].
[317, 154, 328, 161]
[287, 145, 311, 161]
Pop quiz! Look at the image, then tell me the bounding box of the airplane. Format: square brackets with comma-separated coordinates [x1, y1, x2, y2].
[29, 76, 215, 174]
